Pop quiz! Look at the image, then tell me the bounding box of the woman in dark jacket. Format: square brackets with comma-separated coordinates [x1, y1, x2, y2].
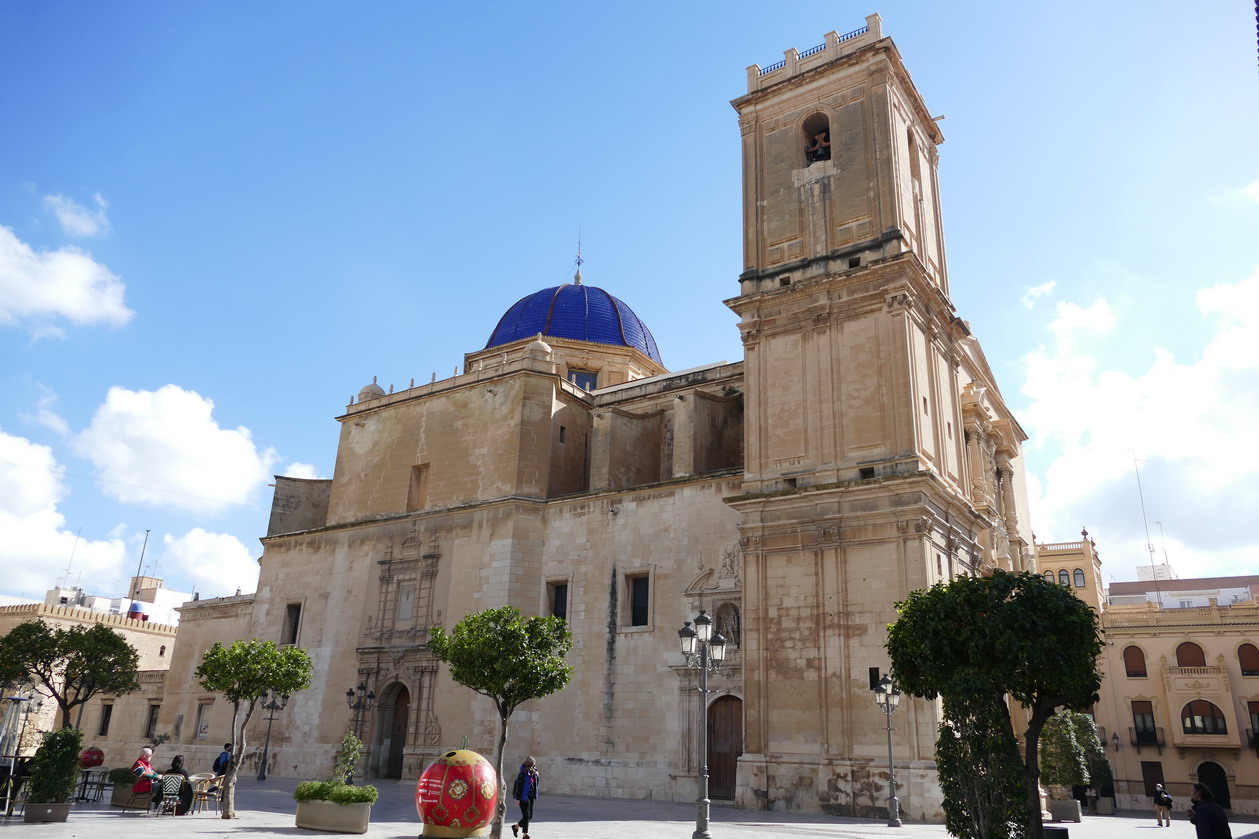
[510, 757, 539, 839]
[154, 754, 194, 815]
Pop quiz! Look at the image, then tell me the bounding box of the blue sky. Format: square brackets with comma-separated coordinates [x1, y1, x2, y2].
[1, 1, 1256, 606]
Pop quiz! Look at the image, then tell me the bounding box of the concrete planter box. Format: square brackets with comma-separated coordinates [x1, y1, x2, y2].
[110, 783, 135, 807]
[24, 802, 72, 823]
[295, 799, 372, 834]
[1094, 796, 1115, 815]
[1048, 798, 1083, 822]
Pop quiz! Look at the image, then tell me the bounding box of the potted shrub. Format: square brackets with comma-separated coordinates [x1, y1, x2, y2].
[108, 766, 138, 807]
[24, 727, 83, 823]
[294, 732, 378, 834]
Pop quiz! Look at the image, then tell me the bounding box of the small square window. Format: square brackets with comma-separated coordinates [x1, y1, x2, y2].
[858, 467, 875, 480]
[848, 257, 860, 269]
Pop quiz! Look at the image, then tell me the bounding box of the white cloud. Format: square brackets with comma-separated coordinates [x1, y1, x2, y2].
[24, 384, 70, 435]
[1240, 179, 1259, 205]
[1021, 281, 1055, 309]
[281, 462, 321, 479]
[0, 429, 129, 600]
[43, 193, 111, 238]
[160, 528, 258, 598]
[74, 385, 280, 514]
[0, 225, 133, 329]
[1020, 268, 1259, 580]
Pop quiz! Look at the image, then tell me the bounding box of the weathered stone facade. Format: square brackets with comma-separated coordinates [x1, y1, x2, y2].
[70, 17, 1037, 820]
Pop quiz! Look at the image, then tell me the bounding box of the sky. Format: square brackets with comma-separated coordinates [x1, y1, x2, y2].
[1, 1, 1256, 608]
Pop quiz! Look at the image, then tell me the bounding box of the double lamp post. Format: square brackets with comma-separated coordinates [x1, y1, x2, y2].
[255, 691, 290, 781]
[677, 609, 727, 839]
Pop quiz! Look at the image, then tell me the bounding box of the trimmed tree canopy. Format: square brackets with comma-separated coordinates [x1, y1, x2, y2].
[887, 570, 1104, 839]
[195, 639, 313, 818]
[0, 620, 140, 728]
[429, 606, 573, 839]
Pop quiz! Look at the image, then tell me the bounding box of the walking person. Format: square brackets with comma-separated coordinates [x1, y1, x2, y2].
[1187, 783, 1231, 839]
[509, 756, 539, 839]
[1154, 783, 1173, 826]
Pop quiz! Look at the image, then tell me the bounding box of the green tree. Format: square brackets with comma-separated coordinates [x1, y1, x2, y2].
[887, 570, 1103, 839]
[1040, 711, 1090, 790]
[428, 606, 573, 839]
[194, 639, 313, 819]
[0, 620, 140, 728]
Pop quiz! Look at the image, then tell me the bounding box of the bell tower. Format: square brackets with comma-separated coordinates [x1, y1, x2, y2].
[725, 17, 1033, 818]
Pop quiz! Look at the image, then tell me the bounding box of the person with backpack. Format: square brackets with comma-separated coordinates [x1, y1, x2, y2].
[212, 743, 232, 775]
[509, 756, 539, 839]
[1154, 783, 1173, 826]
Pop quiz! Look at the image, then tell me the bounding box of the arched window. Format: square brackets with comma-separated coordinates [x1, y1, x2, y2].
[1123, 646, 1147, 678]
[159, 645, 166, 657]
[802, 113, 831, 164]
[1073, 568, 1086, 588]
[1043, 571, 1055, 583]
[1176, 642, 1207, 667]
[1238, 643, 1259, 676]
[1058, 569, 1070, 586]
[1181, 700, 1227, 735]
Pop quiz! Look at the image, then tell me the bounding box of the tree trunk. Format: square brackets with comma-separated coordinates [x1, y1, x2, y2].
[1022, 705, 1053, 839]
[492, 711, 510, 839]
[221, 700, 256, 819]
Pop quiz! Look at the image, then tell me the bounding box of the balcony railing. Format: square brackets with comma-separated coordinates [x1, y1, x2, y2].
[1131, 726, 1165, 752]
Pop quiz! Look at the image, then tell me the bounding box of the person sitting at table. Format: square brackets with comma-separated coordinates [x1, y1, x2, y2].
[153, 754, 193, 815]
[131, 747, 160, 796]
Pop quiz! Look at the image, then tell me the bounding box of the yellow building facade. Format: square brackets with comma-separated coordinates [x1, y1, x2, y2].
[1036, 539, 1259, 815]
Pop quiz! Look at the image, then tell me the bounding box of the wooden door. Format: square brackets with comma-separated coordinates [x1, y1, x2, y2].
[707, 696, 743, 800]
[386, 687, 410, 779]
[1198, 762, 1230, 809]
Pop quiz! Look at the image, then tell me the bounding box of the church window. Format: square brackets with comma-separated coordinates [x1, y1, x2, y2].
[98, 703, 113, 737]
[549, 581, 569, 622]
[1238, 643, 1259, 676]
[627, 573, 650, 627]
[802, 113, 831, 164]
[407, 464, 430, 512]
[869, 667, 882, 690]
[922, 397, 928, 415]
[282, 603, 302, 646]
[1181, 700, 1227, 735]
[848, 256, 860, 269]
[159, 645, 166, 657]
[396, 585, 416, 622]
[1176, 642, 1206, 667]
[559, 426, 567, 444]
[779, 277, 791, 287]
[1123, 645, 1147, 678]
[859, 467, 875, 480]
[1073, 568, 1086, 588]
[194, 702, 212, 739]
[144, 704, 161, 739]
[1058, 569, 1070, 587]
[567, 369, 598, 390]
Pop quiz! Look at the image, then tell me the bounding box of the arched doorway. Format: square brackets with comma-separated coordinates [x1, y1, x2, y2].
[376, 683, 411, 779]
[707, 696, 743, 800]
[1197, 762, 1230, 809]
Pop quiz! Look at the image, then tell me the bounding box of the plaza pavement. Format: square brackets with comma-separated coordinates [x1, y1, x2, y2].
[2, 777, 1257, 839]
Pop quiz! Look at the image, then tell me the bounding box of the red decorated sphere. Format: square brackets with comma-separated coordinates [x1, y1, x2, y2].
[416, 749, 498, 838]
[79, 747, 104, 768]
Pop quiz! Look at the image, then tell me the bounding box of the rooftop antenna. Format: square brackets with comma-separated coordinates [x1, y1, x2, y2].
[132, 529, 151, 599]
[1130, 451, 1164, 607]
[573, 233, 583, 285]
[58, 527, 82, 588]
[1152, 520, 1174, 570]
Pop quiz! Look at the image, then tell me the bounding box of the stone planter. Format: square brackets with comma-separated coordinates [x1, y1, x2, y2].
[295, 799, 372, 834]
[1094, 796, 1115, 815]
[110, 782, 135, 807]
[24, 802, 73, 823]
[1048, 798, 1083, 822]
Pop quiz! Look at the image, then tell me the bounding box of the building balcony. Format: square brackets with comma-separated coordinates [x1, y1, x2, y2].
[1130, 726, 1165, 752]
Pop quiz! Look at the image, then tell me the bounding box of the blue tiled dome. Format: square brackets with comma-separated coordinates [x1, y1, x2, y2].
[485, 283, 662, 364]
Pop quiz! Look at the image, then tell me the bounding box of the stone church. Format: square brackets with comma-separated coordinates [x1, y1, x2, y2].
[81, 15, 1035, 820]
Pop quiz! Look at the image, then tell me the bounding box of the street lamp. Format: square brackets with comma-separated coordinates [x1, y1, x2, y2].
[872, 674, 902, 827]
[344, 683, 375, 784]
[255, 691, 290, 781]
[678, 609, 727, 839]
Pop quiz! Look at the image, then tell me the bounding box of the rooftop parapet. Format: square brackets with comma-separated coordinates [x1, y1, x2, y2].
[745, 14, 884, 93]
